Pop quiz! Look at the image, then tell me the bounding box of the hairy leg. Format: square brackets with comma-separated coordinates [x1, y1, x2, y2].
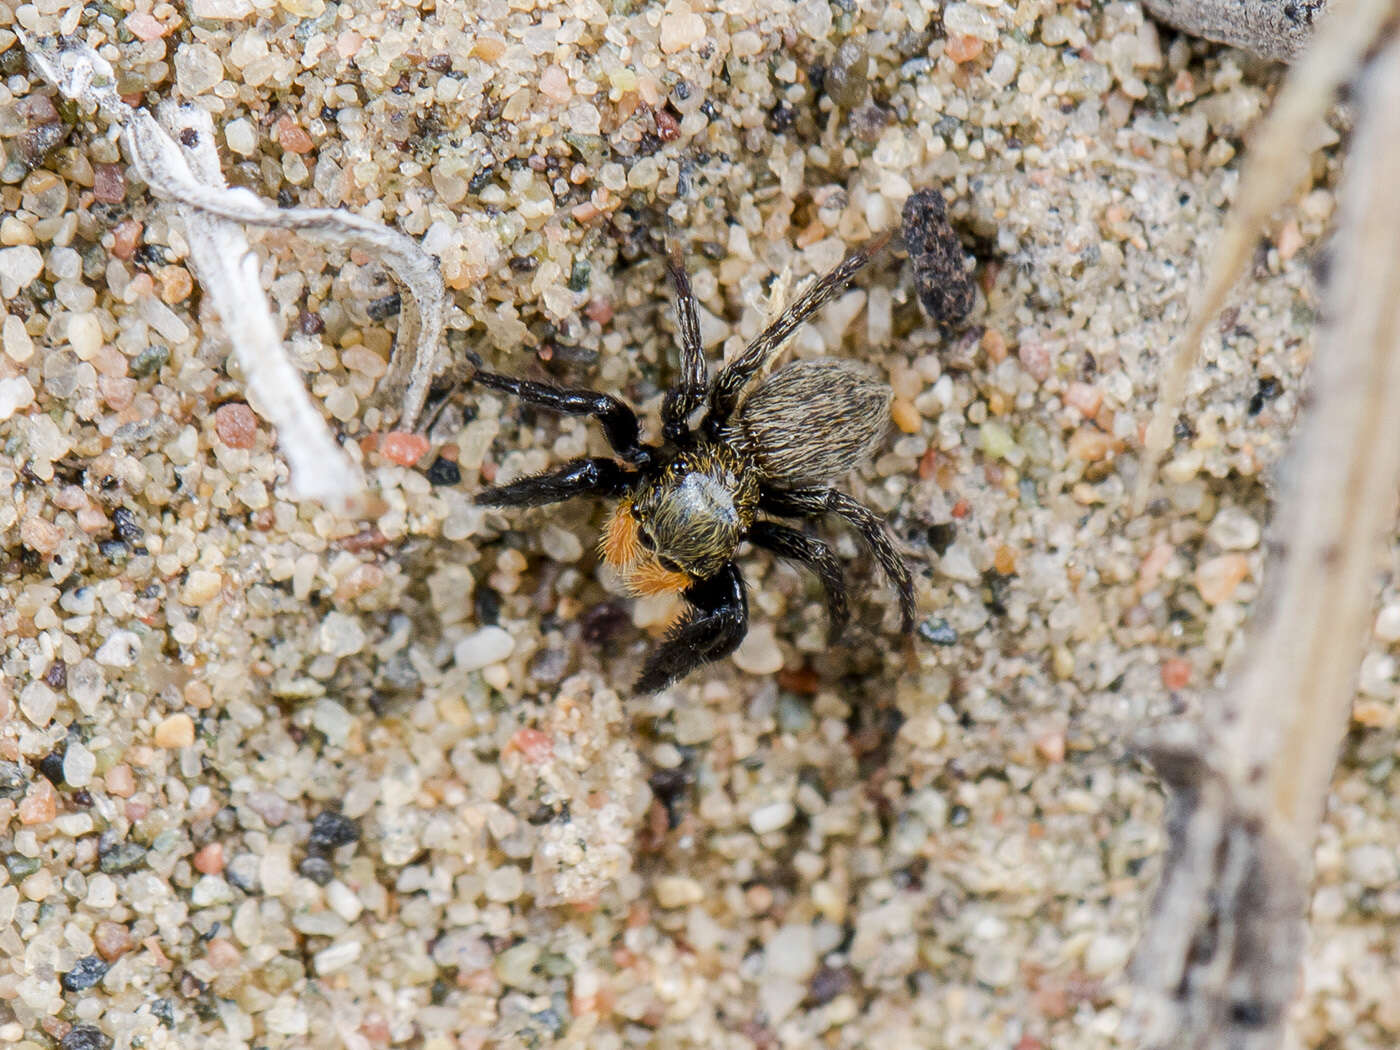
[635, 562, 749, 692]
[759, 485, 915, 632]
[703, 233, 889, 434]
[476, 457, 635, 509]
[661, 242, 709, 445]
[747, 519, 849, 642]
[473, 369, 654, 466]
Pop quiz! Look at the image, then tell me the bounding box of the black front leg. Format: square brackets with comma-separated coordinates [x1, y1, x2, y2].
[476, 457, 634, 509]
[760, 486, 916, 632]
[473, 370, 654, 466]
[748, 520, 849, 642]
[635, 562, 749, 692]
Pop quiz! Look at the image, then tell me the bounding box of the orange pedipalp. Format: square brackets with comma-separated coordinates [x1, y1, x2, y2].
[601, 501, 641, 569]
[627, 557, 693, 597]
[599, 502, 692, 597]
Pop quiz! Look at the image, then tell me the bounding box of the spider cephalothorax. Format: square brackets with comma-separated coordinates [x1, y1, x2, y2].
[471, 236, 917, 691]
[608, 441, 760, 587]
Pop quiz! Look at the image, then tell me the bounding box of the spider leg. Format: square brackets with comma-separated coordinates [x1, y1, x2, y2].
[661, 241, 709, 445]
[473, 370, 654, 466]
[759, 485, 915, 632]
[747, 520, 849, 643]
[635, 562, 749, 692]
[476, 457, 635, 509]
[702, 233, 889, 435]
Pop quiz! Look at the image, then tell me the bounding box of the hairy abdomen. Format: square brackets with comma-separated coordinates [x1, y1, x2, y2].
[733, 360, 892, 487]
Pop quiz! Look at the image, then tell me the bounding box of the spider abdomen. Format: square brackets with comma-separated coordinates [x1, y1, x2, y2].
[732, 360, 893, 487]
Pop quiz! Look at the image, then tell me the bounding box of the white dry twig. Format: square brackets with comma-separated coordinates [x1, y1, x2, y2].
[20, 34, 450, 506]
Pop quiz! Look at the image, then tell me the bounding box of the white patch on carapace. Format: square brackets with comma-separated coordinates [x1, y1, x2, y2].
[675, 472, 738, 527]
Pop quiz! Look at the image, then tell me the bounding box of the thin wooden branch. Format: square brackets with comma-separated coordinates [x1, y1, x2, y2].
[1133, 26, 1400, 1049]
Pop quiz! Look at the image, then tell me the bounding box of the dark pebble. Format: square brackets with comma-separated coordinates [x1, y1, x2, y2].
[39, 748, 66, 786]
[527, 803, 563, 826]
[111, 507, 145, 543]
[647, 767, 688, 801]
[917, 618, 959, 646]
[826, 40, 869, 108]
[44, 659, 67, 689]
[151, 998, 176, 1027]
[766, 99, 797, 134]
[580, 600, 630, 645]
[99, 841, 148, 874]
[0, 45, 26, 76]
[298, 309, 326, 336]
[528, 647, 570, 685]
[5, 854, 41, 879]
[540, 342, 598, 368]
[61, 1025, 113, 1050]
[97, 538, 130, 561]
[308, 809, 360, 851]
[366, 292, 401, 321]
[474, 586, 501, 626]
[1247, 375, 1283, 416]
[62, 955, 111, 992]
[18, 122, 66, 166]
[297, 855, 335, 885]
[901, 188, 975, 325]
[807, 965, 854, 1007]
[134, 244, 169, 269]
[531, 1009, 566, 1038]
[648, 767, 689, 828]
[925, 521, 956, 556]
[424, 456, 461, 486]
[0, 760, 26, 799]
[849, 102, 890, 143]
[469, 167, 494, 193]
[130, 344, 169, 378]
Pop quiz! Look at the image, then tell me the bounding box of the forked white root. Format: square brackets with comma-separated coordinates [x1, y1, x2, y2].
[21, 33, 450, 507]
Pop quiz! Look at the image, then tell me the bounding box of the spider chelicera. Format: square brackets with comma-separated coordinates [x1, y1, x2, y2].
[470, 237, 916, 691]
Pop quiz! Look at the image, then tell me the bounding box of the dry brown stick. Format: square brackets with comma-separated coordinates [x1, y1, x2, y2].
[1132, 27, 1400, 1050]
[1242, 34, 1400, 855]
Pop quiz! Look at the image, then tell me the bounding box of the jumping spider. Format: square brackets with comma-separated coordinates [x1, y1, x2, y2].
[471, 238, 916, 691]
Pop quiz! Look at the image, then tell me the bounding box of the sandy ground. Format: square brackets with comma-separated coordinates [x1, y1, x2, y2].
[1, 0, 1395, 1048]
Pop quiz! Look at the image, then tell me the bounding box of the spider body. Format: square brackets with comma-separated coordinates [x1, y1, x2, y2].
[472, 238, 916, 691]
[619, 440, 759, 584]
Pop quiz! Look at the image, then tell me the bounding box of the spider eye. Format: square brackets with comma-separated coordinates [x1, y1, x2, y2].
[657, 556, 682, 573]
[637, 527, 655, 551]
